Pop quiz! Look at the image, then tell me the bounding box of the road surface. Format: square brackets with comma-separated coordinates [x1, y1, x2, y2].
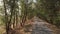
[31, 17, 53, 34]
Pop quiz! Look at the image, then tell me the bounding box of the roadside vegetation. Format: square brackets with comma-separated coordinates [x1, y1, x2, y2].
[0, 0, 60, 34]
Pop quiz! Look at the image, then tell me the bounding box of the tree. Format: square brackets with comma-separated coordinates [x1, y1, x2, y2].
[3, 0, 20, 34]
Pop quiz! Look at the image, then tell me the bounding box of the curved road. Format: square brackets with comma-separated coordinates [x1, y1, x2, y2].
[31, 17, 53, 34]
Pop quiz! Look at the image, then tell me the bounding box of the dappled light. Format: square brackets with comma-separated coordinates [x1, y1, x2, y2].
[0, 0, 60, 34]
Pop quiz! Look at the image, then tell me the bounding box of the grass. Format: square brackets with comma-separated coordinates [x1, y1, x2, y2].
[0, 25, 5, 34]
[0, 16, 5, 34]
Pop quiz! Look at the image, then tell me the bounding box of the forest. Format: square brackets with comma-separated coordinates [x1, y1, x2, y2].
[0, 0, 60, 34]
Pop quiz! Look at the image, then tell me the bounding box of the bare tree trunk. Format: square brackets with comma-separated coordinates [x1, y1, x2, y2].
[3, 0, 9, 34]
[21, 0, 28, 27]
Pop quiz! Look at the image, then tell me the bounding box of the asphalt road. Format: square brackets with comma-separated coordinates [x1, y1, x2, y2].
[31, 17, 53, 34]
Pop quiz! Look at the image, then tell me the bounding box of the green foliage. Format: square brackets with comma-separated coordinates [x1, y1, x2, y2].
[0, 0, 60, 29]
[35, 0, 60, 26]
[0, 16, 5, 25]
